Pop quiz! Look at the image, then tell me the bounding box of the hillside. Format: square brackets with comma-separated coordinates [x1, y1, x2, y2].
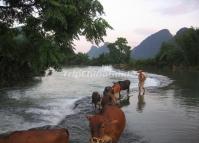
[87, 43, 109, 59]
[131, 29, 173, 59]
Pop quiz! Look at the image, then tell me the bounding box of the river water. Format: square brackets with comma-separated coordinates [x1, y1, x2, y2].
[0, 66, 199, 143]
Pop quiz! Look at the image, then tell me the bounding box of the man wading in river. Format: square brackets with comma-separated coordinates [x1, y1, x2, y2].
[138, 70, 146, 95]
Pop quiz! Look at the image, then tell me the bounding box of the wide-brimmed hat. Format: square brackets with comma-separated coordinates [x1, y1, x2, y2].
[137, 70, 143, 73]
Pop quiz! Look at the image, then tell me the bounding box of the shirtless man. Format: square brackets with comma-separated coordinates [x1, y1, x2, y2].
[138, 70, 146, 95]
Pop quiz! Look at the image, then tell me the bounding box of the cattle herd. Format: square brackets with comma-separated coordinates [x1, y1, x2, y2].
[0, 80, 131, 143]
[89, 80, 130, 143]
[92, 80, 130, 110]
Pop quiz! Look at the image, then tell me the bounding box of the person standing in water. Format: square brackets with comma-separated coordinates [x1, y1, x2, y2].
[138, 70, 146, 95]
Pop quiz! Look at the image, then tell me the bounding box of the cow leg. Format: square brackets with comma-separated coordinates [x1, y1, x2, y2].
[92, 103, 94, 108]
[98, 101, 101, 110]
[98, 104, 101, 110]
[97, 102, 101, 111]
[92, 103, 94, 109]
[127, 87, 130, 95]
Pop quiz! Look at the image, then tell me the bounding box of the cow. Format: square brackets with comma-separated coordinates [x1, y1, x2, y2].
[87, 105, 126, 143]
[112, 83, 121, 100]
[101, 93, 112, 109]
[103, 86, 112, 96]
[101, 87, 116, 109]
[92, 91, 101, 110]
[0, 128, 69, 143]
[113, 80, 131, 96]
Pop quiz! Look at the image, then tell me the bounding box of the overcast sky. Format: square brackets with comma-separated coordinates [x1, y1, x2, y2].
[74, 0, 199, 53]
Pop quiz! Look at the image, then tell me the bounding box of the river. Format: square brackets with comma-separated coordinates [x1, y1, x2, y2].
[0, 66, 199, 143]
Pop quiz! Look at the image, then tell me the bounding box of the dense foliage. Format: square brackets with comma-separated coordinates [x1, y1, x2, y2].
[175, 28, 199, 66]
[0, 0, 112, 86]
[67, 52, 90, 65]
[156, 28, 199, 68]
[108, 37, 131, 64]
[91, 37, 131, 65]
[155, 42, 185, 67]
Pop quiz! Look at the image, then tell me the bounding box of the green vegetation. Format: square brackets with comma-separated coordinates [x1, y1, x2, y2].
[108, 37, 131, 64]
[75, 28, 199, 72]
[155, 42, 184, 67]
[156, 27, 199, 69]
[90, 37, 131, 65]
[67, 52, 90, 65]
[0, 0, 198, 87]
[0, 0, 112, 87]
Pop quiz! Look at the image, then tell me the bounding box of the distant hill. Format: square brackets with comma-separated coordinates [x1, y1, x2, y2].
[167, 27, 190, 48]
[176, 27, 189, 36]
[131, 29, 173, 59]
[87, 43, 109, 59]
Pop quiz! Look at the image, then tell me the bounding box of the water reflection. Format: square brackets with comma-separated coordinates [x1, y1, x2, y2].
[169, 71, 199, 107]
[136, 94, 146, 113]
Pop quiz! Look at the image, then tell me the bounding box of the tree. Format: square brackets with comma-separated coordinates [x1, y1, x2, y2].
[175, 28, 199, 66]
[0, 0, 112, 86]
[155, 27, 199, 68]
[155, 42, 185, 67]
[68, 52, 90, 65]
[108, 37, 131, 64]
[0, 0, 112, 44]
[89, 53, 108, 65]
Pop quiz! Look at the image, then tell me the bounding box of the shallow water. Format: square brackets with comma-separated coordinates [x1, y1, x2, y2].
[0, 66, 199, 143]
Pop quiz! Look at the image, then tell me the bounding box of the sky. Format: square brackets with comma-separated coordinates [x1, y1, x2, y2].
[74, 0, 199, 53]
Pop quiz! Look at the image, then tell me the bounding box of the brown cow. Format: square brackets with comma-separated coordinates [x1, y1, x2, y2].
[0, 128, 69, 143]
[103, 86, 112, 96]
[101, 87, 116, 109]
[112, 83, 121, 100]
[101, 93, 112, 109]
[113, 80, 131, 96]
[87, 105, 126, 143]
